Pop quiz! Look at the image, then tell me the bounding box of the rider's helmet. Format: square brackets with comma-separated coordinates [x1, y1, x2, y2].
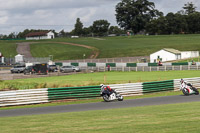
[100, 84, 104, 88]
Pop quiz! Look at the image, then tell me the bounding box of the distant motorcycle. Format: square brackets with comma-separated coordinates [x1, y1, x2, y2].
[180, 79, 199, 96]
[100, 87, 123, 102]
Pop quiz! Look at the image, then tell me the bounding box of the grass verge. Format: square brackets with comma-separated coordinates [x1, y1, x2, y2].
[0, 100, 200, 133]
[1, 70, 200, 90]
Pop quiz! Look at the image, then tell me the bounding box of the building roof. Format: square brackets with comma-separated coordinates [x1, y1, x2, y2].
[26, 31, 50, 37]
[163, 48, 181, 54]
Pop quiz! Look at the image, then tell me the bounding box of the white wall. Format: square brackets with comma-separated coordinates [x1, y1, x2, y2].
[181, 51, 199, 59]
[26, 31, 55, 40]
[150, 50, 180, 63]
[47, 31, 55, 39]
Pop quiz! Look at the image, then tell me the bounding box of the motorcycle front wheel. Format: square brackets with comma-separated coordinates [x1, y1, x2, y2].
[182, 89, 189, 96]
[103, 94, 110, 102]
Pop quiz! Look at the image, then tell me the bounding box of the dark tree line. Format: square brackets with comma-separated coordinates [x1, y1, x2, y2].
[115, 0, 200, 35]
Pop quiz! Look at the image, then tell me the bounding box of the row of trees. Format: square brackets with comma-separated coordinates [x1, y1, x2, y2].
[115, 0, 200, 35]
[1, 0, 200, 38]
[62, 18, 126, 37]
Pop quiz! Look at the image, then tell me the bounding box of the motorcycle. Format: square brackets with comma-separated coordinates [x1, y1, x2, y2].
[180, 82, 199, 96]
[100, 88, 123, 102]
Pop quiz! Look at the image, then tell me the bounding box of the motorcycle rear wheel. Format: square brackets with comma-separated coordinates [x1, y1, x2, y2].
[118, 95, 123, 101]
[192, 87, 199, 95]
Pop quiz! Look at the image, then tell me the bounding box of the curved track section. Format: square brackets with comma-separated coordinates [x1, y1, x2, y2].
[1, 95, 200, 117]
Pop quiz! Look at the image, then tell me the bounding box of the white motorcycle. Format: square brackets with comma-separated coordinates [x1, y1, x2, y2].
[180, 82, 199, 96]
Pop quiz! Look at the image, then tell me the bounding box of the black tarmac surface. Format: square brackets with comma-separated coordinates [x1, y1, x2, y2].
[1, 95, 200, 117]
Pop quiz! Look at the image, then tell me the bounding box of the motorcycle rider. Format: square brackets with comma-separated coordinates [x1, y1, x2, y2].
[180, 79, 193, 90]
[100, 84, 117, 96]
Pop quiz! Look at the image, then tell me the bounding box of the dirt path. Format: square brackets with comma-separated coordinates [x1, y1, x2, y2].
[16, 42, 33, 58]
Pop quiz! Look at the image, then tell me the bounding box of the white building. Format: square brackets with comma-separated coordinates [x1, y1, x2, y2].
[15, 54, 24, 63]
[150, 48, 199, 63]
[26, 31, 55, 40]
[181, 51, 199, 59]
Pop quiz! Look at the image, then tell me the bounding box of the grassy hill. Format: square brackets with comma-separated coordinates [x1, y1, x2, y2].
[1, 34, 200, 60]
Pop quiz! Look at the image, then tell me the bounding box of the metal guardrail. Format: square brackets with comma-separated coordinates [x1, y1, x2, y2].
[80, 65, 200, 72]
[109, 83, 143, 96]
[1, 77, 200, 107]
[0, 88, 48, 107]
[48, 86, 100, 101]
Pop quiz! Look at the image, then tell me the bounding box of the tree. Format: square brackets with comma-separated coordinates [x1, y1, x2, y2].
[183, 2, 197, 15]
[82, 27, 92, 37]
[115, 0, 162, 34]
[146, 16, 168, 35]
[92, 20, 110, 36]
[74, 18, 83, 36]
[186, 12, 200, 33]
[109, 26, 125, 35]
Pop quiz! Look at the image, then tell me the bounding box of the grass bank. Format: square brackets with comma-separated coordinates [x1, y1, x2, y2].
[1, 101, 200, 133]
[1, 70, 200, 90]
[2, 34, 200, 60]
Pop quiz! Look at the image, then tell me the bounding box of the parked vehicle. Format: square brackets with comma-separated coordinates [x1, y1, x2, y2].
[24, 63, 48, 75]
[10, 65, 25, 73]
[48, 65, 58, 72]
[24, 65, 35, 75]
[60, 66, 80, 73]
[180, 79, 199, 96]
[100, 85, 123, 102]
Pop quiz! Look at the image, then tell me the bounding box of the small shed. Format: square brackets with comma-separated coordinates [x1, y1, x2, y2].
[15, 54, 24, 63]
[26, 31, 55, 40]
[150, 48, 181, 63]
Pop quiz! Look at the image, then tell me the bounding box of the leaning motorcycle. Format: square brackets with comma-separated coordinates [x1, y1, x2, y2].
[180, 83, 199, 96]
[100, 89, 123, 102]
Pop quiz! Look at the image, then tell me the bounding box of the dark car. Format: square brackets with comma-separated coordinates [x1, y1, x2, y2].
[24, 63, 48, 75]
[24, 66, 35, 75]
[48, 65, 58, 72]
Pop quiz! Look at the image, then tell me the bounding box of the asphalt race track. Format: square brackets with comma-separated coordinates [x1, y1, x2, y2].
[1, 95, 200, 117]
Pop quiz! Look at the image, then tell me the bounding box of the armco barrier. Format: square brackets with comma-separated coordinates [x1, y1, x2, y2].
[0, 88, 48, 107]
[109, 83, 143, 96]
[48, 86, 100, 101]
[1, 77, 200, 107]
[143, 80, 174, 93]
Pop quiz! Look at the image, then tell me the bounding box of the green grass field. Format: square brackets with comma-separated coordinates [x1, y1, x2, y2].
[1, 70, 200, 90]
[2, 34, 200, 60]
[1, 101, 200, 133]
[0, 41, 17, 57]
[30, 43, 91, 60]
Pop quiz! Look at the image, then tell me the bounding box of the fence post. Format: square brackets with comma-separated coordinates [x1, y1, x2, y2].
[136, 67, 138, 72]
[165, 65, 166, 71]
[150, 66, 151, 72]
[129, 67, 130, 72]
[188, 65, 190, 70]
[180, 65, 182, 71]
